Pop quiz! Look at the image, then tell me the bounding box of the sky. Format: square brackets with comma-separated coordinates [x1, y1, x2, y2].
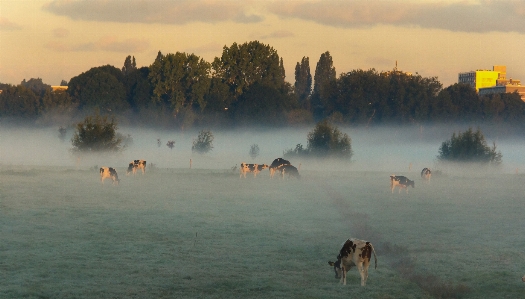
[1, 0, 525, 88]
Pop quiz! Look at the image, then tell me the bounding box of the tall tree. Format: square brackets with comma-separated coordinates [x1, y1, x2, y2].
[149, 52, 211, 114]
[212, 41, 285, 100]
[122, 55, 137, 75]
[294, 56, 312, 109]
[312, 51, 336, 119]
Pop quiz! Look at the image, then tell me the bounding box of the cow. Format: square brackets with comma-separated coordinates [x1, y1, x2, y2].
[390, 175, 415, 193]
[269, 158, 290, 178]
[421, 168, 431, 182]
[280, 164, 300, 179]
[100, 167, 120, 185]
[239, 163, 269, 178]
[126, 159, 146, 175]
[328, 238, 377, 286]
[522, 275, 525, 282]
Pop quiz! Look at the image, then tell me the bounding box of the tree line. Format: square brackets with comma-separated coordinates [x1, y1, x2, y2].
[1, 40, 525, 128]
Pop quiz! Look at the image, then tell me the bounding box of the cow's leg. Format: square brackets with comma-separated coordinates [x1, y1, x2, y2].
[357, 262, 366, 286]
[341, 265, 347, 285]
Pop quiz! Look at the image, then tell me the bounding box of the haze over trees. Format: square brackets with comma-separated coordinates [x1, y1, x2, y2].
[2, 40, 525, 129]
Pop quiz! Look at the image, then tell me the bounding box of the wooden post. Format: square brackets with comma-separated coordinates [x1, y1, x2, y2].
[190, 159, 192, 169]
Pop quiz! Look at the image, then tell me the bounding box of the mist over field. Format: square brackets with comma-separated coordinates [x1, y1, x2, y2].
[1, 123, 525, 298]
[1, 123, 524, 174]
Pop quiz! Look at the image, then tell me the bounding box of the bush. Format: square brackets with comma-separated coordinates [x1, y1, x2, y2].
[438, 127, 502, 164]
[306, 120, 352, 159]
[71, 113, 123, 152]
[249, 144, 260, 160]
[192, 130, 214, 154]
[283, 143, 309, 159]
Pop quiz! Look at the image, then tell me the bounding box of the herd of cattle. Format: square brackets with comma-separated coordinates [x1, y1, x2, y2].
[100, 158, 301, 185]
[99, 159, 444, 286]
[97, 160, 525, 286]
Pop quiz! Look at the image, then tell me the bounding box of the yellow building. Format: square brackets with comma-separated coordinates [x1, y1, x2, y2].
[458, 66, 501, 92]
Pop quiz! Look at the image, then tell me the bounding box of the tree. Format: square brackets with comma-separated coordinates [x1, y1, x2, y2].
[21, 78, 51, 96]
[68, 65, 128, 112]
[0, 85, 39, 118]
[71, 113, 123, 152]
[438, 127, 502, 164]
[294, 56, 312, 109]
[212, 41, 285, 100]
[311, 51, 336, 119]
[249, 144, 260, 160]
[192, 130, 214, 154]
[122, 55, 137, 75]
[149, 52, 211, 114]
[307, 120, 352, 159]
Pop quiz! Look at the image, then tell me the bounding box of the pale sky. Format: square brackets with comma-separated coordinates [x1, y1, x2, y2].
[1, 0, 525, 88]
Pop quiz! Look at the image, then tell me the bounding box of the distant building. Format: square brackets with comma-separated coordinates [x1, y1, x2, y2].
[51, 86, 68, 92]
[459, 65, 525, 101]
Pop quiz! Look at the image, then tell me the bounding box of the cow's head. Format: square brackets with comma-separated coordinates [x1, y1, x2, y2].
[328, 258, 343, 279]
[126, 163, 134, 175]
[409, 180, 415, 188]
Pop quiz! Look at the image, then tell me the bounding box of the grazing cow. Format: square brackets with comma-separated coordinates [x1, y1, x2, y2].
[280, 164, 300, 179]
[126, 159, 146, 175]
[269, 158, 290, 178]
[421, 168, 431, 182]
[100, 167, 120, 185]
[328, 238, 377, 286]
[390, 175, 415, 193]
[239, 163, 269, 178]
[522, 275, 525, 282]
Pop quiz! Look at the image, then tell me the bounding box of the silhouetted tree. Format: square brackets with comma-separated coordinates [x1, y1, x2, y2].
[307, 120, 352, 159]
[311, 51, 336, 119]
[249, 144, 260, 160]
[71, 113, 123, 152]
[438, 127, 502, 164]
[294, 56, 312, 109]
[68, 65, 128, 112]
[192, 130, 214, 154]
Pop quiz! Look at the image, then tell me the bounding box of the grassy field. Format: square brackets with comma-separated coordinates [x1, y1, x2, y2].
[1, 165, 525, 298]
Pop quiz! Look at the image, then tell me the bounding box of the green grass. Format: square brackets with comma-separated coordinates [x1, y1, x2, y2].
[1, 166, 524, 298]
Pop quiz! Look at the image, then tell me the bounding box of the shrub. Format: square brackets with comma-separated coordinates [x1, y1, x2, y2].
[166, 140, 175, 150]
[438, 127, 502, 164]
[306, 120, 352, 159]
[249, 144, 260, 160]
[283, 143, 309, 159]
[192, 130, 214, 154]
[71, 113, 123, 152]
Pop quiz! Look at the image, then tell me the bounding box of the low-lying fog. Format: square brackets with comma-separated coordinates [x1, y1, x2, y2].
[1, 124, 523, 174]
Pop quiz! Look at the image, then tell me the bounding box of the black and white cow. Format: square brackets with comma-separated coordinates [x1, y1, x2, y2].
[421, 168, 431, 182]
[280, 164, 300, 179]
[269, 158, 290, 178]
[100, 167, 120, 185]
[390, 175, 415, 193]
[239, 163, 269, 178]
[328, 238, 377, 286]
[127, 159, 146, 175]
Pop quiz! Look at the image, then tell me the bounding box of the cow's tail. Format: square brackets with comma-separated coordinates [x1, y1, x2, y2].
[371, 243, 378, 269]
